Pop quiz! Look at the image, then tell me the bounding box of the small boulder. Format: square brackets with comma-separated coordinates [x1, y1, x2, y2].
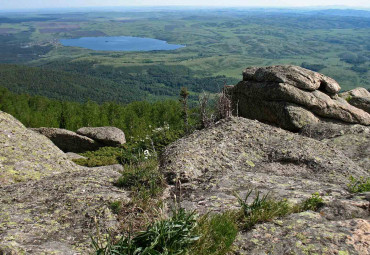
[77, 127, 126, 147]
[30, 128, 100, 153]
[340, 87, 370, 98]
[339, 88, 370, 114]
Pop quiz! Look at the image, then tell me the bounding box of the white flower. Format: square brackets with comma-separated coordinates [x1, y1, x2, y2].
[144, 150, 151, 157]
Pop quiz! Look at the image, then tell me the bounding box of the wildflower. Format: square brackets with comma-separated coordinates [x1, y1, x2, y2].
[144, 150, 151, 159]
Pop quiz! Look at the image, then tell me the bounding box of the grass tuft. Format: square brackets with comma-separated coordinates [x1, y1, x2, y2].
[236, 190, 291, 230]
[115, 159, 165, 201]
[236, 190, 325, 230]
[92, 208, 199, 255]
[109, 201, 122, 215]
[190, 211, 239, 255]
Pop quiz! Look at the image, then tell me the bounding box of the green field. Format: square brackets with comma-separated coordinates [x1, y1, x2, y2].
[0, 8, 369, 103]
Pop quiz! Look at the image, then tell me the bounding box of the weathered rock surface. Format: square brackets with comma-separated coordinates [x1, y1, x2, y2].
[31, 127, 100, 153]
[65, 152, 87, 161]
[229, 65, 370, 131]
[0, 167, 129, 254]
[0, 111, 129, 254]
[0, 112, 76, 185]
[340, 88, 370, 114]
[242, 65, 341, 94]
[300, 122, 370, 169]
[340, 87, 370, 99]
[77, 127, 126, 147]
[161, 117, 369, 254]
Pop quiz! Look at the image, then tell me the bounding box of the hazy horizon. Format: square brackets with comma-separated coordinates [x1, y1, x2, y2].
[1, 0, 369, 11]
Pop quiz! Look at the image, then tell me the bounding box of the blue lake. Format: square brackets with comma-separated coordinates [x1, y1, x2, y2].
[59, 36, 185, 51]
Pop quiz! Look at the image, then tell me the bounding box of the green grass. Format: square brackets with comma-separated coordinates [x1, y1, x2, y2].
[347, 176, 370, 193]
[73, 147, 122, 167]
[190, 211, 239, 255]
[115, 159, 165, 201]
[236, 190, 291, 230]
[236, 190, 325, 230]
[109, 201, 122, 215]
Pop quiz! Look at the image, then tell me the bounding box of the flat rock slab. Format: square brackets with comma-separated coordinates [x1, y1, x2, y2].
[77, 127, 126, 147]
[0, 167, 129, 254]
[235, 210, 370, 255]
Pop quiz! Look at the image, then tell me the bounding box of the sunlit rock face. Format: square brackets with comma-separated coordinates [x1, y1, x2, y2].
[228, 65, 370, 131]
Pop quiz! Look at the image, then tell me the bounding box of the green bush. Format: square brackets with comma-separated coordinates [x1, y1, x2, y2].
[299, 192, 324, 211]
[348, 176, 370, 193]
[92, 208, 199, 255]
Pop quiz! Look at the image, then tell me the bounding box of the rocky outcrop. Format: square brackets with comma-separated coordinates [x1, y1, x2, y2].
[228, 65, 370, 131]
[0, 112, 77, 185]
[339, 87, 370, 114]
[0, 111, 129, 254]
[161, 117, 369, 254]
[77, 126, 126, 147]
[31, 127, 100, 153]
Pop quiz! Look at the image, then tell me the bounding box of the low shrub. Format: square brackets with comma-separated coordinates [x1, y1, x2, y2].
[348, 176, 370, 193]
[298, 192, 324, 211]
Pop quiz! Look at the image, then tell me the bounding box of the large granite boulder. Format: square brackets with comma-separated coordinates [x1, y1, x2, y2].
[0, 111, 129, 254]
[0, 112, 76, 185]
[160, 117, 369, 254]
[77, 126, 126, 147]
[31, 127, 100, 153]
[339, 87, 370, 114]
[229, 65, 370, 131]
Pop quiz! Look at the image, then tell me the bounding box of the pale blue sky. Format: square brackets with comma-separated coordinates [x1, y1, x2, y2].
[1, 0, 369, 10]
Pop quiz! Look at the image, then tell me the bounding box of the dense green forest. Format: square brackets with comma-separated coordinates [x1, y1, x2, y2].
[0, 86, 189, 142]
[0, 63, 235, 103]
